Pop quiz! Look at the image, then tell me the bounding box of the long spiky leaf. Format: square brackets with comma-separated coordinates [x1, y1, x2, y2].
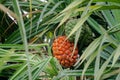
[12, 0, 32, 80]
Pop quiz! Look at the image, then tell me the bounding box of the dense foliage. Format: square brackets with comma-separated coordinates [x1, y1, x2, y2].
[0, 0, 120, 80]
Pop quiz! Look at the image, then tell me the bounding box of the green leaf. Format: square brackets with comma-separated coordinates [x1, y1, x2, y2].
[93, 0, 120, 3]
[75, 36, 102, 68]
[32, 57, 52, 80]
[81, 50, 98, 80]
[112, 44, 120, 66]
[95, 53, 114, 80]
[61, 0, 85, 13]
[12, 0, 32, 80]
[87, 17, 107, 35]
[116, 72, 120, 80]
[102, 68, 120, 79]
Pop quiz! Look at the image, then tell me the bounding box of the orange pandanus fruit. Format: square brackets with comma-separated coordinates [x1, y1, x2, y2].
[52, 36, 78, 68]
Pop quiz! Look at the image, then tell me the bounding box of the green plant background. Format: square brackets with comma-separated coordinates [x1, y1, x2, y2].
[0, 0, 120, 80]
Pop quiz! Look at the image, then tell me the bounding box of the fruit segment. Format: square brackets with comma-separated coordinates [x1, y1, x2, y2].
[52, 36, 78, 68]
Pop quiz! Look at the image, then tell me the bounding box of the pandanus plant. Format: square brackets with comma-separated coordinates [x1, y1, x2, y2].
[0, 0, 120, 80]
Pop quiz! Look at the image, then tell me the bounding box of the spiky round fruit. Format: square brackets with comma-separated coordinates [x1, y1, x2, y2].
[52, 36, 78, 68]
[65, 19, 93, 45]
[65, 19, 79, 41]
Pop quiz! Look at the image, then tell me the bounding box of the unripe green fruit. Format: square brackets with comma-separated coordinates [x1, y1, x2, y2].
[65, 19, 80, 41]
[65, 19, 93, 45]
